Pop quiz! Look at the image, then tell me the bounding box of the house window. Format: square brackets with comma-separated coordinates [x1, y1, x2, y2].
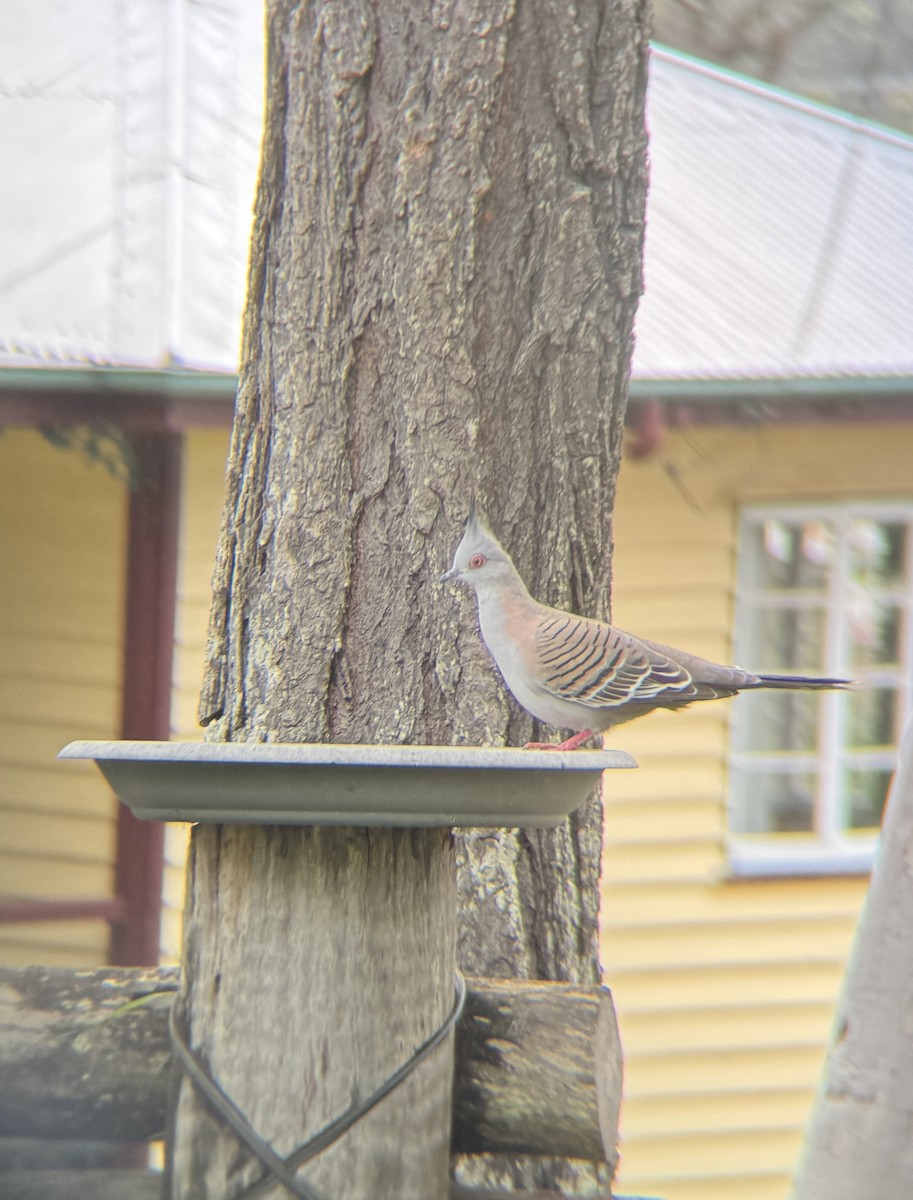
[729, 503, 913, 875]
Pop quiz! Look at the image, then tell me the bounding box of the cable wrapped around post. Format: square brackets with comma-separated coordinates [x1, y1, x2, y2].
[169, 971, 467, 1200]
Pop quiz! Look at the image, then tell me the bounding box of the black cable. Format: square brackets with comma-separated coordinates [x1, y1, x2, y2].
[234, 971, 466, 1200]
[169, 970, 466, 1200]
[169, 1001, 327, 1200]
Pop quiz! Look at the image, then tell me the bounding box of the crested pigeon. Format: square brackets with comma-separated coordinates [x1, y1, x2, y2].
[441, 502, 850, 750]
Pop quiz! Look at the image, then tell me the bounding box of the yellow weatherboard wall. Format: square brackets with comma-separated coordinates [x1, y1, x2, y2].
[0, 425, 228, 970]
[601, 420, 913, 1200]
[0, 428, 126, 967]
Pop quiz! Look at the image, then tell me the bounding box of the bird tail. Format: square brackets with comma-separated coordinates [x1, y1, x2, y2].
[755, 673, 852, 691]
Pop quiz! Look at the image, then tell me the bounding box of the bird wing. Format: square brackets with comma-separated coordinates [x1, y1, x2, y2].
[533, 614, 703, 710]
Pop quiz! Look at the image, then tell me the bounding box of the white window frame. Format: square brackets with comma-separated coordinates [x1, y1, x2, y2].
[728, 500, 913, 878]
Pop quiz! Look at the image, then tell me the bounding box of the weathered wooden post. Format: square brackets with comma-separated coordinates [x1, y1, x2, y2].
[61, 740, 632, 1197]
[170, 824, 453, 1199]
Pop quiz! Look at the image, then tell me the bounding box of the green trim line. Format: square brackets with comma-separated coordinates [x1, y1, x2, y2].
[651, 43, 913, 152]
[629, 376, 913, 403]
[3, 364, 912, 407]
[0, 365, 237, 400]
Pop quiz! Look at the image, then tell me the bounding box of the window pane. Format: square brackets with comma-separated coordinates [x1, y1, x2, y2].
[848, 520, 907, 588]
[730, 768, 817, 833]
[845, 687, 900, 749]
[743, 519, 831, 590]
[734, 690, 822, 753]
[745, 605, 826, 672]
[848, 602, 903, 668]
[733, 505, 912, 853]
[843, 768, 892, 829]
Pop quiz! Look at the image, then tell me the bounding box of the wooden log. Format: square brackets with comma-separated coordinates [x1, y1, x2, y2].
[449, 1188, 571, 1200]
[0, 1171, 566, 1200]
[0, 1170, 162, 1200]
[0, 967, 621, 1162]
[454, 978, 621, 1164]
[0, 966, 177, 1140]
[0, 1139, 129, 1171]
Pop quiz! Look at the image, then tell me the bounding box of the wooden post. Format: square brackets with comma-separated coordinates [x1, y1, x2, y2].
[111, 432, 181, 967]
[166, 824, 455, 1199]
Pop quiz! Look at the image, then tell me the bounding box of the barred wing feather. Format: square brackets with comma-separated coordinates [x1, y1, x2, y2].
[534, 615, 701, 709]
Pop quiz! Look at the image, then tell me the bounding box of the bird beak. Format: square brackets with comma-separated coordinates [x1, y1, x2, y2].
[439, 566, 458, 583]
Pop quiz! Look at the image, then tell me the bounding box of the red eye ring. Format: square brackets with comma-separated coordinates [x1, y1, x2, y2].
[468, 553, 486, 569]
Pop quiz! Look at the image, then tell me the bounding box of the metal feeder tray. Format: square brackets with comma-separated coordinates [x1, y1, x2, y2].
[59, 740, 637, 828]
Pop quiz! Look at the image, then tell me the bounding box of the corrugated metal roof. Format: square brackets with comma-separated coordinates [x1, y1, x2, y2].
[0, 12, 910, 384]
[634, 47, 913, 382]
[0, 0, 264, 373]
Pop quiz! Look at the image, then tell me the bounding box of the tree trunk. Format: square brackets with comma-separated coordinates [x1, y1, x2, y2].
[188, 0, 648, 1193]
[791, 724, 913, 1199]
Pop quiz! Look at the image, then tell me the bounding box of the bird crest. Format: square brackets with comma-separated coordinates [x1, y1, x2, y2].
[466, 495, 487, 534]
[461, 497, 503, 559]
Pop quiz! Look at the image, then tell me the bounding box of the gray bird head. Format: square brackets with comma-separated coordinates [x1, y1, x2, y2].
[440, 499, 527, 597]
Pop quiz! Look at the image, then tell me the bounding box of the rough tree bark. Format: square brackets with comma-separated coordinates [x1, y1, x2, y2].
[791, 723, 913, 1199]
[184, 0, 648, 1195]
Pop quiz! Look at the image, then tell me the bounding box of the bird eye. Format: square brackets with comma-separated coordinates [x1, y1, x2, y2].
[468, 553, 486, 569]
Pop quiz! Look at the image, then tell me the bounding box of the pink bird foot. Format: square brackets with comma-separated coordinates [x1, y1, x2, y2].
[524, 730, 597, 752]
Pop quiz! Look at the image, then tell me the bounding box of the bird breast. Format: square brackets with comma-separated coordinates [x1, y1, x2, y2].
[474, 587, 593, 732]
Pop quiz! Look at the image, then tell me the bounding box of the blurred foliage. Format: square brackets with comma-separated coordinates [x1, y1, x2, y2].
[38, 424, 138, 488]
[654, 0, 913, 133]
